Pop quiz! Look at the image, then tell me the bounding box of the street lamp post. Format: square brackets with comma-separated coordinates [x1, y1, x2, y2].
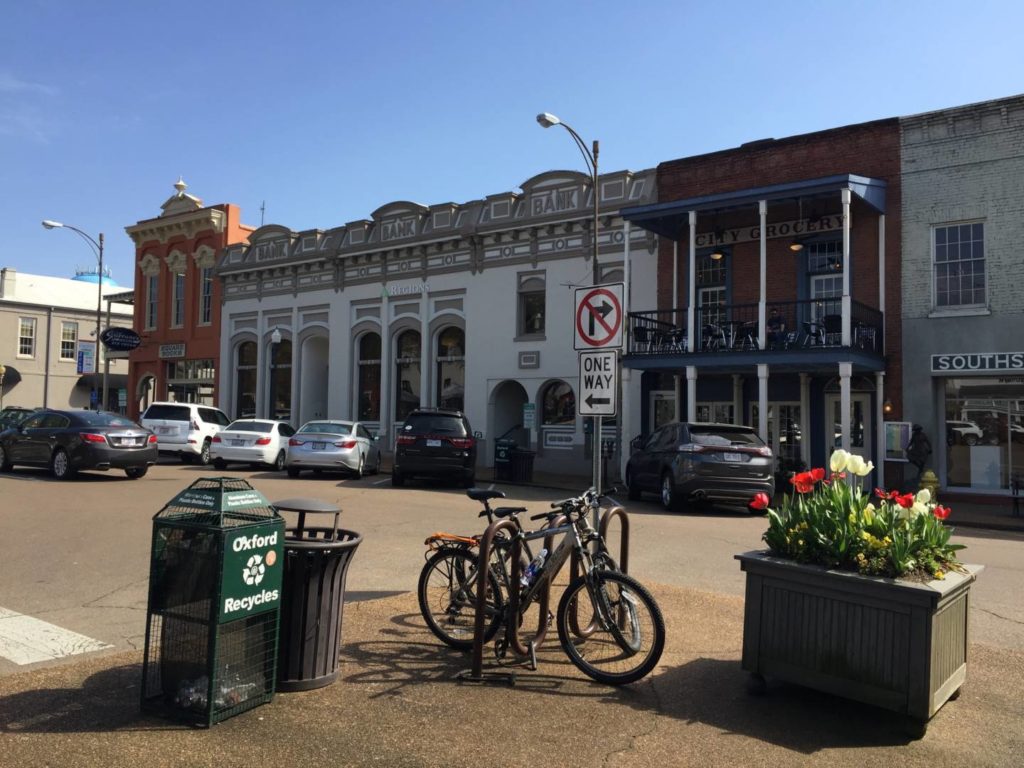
[269, 327, 282, 419]
[536, 112, 605, 500]
[42, 220, 105, 410]
[0, 364, 6, 412]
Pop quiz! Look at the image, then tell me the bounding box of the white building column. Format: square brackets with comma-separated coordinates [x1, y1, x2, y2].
[758, 200, 767, 349]
[687, 211, 696, 353]
[757, 364, 768, 443]
[875, 370, 886, 488]
[218, 311, 232, 417]
[732, 374, 743, 425]
[256, 314, 267, 418]
[379, 303, 392, 445]
[621, 219, 633, 481]
[289, 306, 300, 422]
[799, 373, 810, 467]
[841, 188, 852, 347]
[686, 366, 697, 421]
[840, 361, 852, 452]
[420, 291, 431, 407]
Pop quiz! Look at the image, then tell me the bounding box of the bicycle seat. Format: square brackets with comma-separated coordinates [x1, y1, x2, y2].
[466, 488, 506, 502]
[493, 506, 528, 518]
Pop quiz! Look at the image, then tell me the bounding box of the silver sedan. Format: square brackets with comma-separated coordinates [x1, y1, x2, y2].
[285, 420, 382, 478]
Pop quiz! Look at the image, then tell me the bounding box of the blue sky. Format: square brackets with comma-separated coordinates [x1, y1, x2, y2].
[2, 0, 1022, 286]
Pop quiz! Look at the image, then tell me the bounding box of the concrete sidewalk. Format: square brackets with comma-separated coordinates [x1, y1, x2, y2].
[1, 584, 1021, 768]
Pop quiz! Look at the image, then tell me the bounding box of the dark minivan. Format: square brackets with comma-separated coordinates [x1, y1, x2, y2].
[392, 408, 476, 487]
[626, 422, 774, 512]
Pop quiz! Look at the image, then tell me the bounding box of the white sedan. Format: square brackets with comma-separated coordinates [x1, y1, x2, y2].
[285, 420, 382, 478]
[210, 419, 295, 471]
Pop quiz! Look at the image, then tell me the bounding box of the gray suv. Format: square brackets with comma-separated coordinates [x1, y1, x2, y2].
[626, 422, 774, 512]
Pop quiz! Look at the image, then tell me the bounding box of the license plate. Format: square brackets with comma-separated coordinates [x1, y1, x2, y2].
[158, 427, 171, 434]
[232, 440, 244, 446]
[426, 439, 442, 447]
[724, 452, 743, 462]
[312, 442, 326, 450]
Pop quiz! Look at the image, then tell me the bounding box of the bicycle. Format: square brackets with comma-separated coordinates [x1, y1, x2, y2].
[418, 488, 545, 650]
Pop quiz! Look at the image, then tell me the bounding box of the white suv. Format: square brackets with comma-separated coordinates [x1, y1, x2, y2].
[140, 402, 231, 465]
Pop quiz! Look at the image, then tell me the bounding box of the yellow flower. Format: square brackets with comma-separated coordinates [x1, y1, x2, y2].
[830, 449, 850, 473]
[934, 570, 945, 580]
[797, 539, 804, 547]
[800, 522, 809, 531]
[864, 503, 876, 523]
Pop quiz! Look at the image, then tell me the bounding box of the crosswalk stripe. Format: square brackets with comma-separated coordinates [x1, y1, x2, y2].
[0, 607, 112, 665]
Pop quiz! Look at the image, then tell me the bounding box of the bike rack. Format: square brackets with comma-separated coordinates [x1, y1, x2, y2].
[599, 505, 630, 575]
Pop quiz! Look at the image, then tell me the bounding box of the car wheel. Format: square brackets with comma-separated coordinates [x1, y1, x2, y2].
[0, 444, 11, 472]
[197, 439, 212, 466]
[661, 472, 681, 512]
[391, 471, 405, 487]
[964, 434, 978, 446]
[125, 466, 148, 479]
[272, 451, 286, 472]
[626, 469, 641, 501]
[213, 458, 227, 471]
[370, 452, 381, 475]
[287, 466, 300, 478]
[51, 449, 76, 481]
[355, 455, 364, 479]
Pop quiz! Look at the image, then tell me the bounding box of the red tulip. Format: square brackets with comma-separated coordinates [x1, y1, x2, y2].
[810, 467, 826, 482]
[896, 493, 915, 509]
[750, 492, 770, 510]
[933, 505, 951, 520]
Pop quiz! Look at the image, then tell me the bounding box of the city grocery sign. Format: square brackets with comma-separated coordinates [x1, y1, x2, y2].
[695, 215, 844, 248]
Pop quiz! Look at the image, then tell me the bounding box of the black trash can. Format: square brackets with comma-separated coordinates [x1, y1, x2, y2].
[510, 449, 536, 483]
[273, 498, 362, 692]
[494, 438, 516, 481]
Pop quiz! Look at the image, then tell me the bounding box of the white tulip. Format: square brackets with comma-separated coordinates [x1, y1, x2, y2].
[830, 449, 850, 473]
[916, 488, 931, 504]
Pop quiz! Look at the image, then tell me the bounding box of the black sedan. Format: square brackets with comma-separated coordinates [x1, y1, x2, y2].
[0, 409, 158, 480]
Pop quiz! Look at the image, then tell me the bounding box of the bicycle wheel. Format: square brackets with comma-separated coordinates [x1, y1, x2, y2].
[418, 547, 506, 650]
[556, 570, 665, 685]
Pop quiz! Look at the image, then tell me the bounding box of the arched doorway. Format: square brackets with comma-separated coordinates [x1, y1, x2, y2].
[436, 326, 465, 412]
[136, 374, 156, 416]
[394, 329, 421, 423]
[235, 341, 257, 418]
[299, 334, 329, 425]
[490, 380, 529, 467]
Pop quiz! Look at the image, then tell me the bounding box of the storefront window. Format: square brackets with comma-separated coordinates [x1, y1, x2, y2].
[357, 333, 381, 421]
[395, 330, 421, 422]
[945, 377, 1024, 491]
[436, 327, 465, 412]
[268, 339, 292, 421]
[541, 381, 575, 425]
[236, 342, 257, 418]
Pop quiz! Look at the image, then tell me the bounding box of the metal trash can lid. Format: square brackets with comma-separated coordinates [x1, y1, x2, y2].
[272, 498, 341, 514]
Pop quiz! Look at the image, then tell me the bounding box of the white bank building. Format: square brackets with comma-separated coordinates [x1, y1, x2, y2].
[216, 170, 657, 476]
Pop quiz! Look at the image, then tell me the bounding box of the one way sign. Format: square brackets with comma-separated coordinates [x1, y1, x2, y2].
[578, 350, 618, 417]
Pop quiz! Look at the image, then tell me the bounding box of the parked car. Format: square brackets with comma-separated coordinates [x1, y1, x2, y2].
[210, 419, 295, 471]
[625, 421, 774, 512]
[0, 409, 157, 480]
[0, 406, 39, 430]
[139, 402, 231, 465]
[946, 420, 983, 446]
[392, 408, 476, 487]
[285, 419, 381, 478]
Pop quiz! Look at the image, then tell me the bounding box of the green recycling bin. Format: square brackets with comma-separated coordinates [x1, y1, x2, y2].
[141, 477, 285, 727]
[494, 439, 516, 481]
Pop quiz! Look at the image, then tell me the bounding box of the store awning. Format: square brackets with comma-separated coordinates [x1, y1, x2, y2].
[76, 373, 129, 389]
[620, 173, 887, 238]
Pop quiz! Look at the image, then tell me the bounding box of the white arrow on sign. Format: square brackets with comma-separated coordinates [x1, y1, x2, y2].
[578, 350, 618, 417]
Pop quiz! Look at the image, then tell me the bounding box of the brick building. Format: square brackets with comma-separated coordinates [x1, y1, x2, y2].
[123, 180, 254, 418]
[619, 119, 902, 491]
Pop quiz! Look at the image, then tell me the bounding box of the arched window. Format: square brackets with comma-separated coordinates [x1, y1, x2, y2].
[268, 338, 292, 421]
[357, 332, 382, 421]
[395, 330, 421, 422]
[541, 381, 575, 426]
[236, 341, 257, 418]
[436, 327, 465, 412]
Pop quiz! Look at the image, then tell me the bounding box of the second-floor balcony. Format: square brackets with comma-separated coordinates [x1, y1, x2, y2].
[626, 299, 884, 368]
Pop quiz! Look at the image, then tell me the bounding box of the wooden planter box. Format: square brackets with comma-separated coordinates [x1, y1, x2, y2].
[735, 551, 982, 736]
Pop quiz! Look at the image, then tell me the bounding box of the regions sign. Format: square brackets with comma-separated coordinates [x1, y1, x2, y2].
[100, 327, 142, 352]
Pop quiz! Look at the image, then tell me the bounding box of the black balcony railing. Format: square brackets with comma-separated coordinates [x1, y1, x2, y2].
[627, 299, 883, 356]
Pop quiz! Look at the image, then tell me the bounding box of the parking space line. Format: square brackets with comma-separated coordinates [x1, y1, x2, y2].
[372, 478, 390, 485]
[0, 607, 112, 666]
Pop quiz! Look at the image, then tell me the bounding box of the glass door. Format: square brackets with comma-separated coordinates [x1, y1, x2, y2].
[649, 390, 676, 432]
[825, 394, 872, 468]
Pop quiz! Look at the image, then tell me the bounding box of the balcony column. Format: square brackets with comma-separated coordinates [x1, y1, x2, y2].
[757, 364, 768, 443]
[840, 361, 852, 452]
[686, 366, 697, 422]
[687, 211, 696, 353]
[758, 200, 767, 349]
[875, 371, 885, 489]
[799, 373, 810, 467]
[841, 188, 852, 346]
[732, 374, 743, 425]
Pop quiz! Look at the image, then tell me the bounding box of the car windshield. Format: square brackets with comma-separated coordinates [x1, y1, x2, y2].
[143, 404, 191, 421]
[299, 422, 352, 435]
[690, 426, 764, 447]
[78, 412, 140, 428]
[403, 414, 468, 436]
[226, 420, 274, 433]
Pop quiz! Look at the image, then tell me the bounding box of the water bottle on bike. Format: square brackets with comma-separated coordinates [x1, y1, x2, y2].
[520, 548, 548, 587]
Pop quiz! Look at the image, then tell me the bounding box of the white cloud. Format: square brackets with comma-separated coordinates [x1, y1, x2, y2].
[0, 71, 57, 96]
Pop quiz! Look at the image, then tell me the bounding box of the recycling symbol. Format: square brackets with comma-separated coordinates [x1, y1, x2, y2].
[243, 554, 266, 586]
